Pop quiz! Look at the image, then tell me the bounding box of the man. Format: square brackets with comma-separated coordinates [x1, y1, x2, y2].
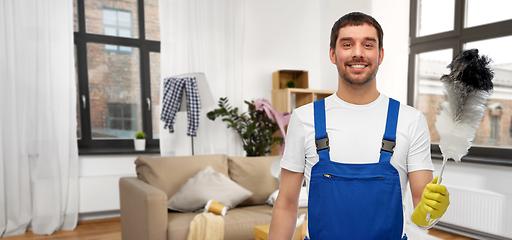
[268, 12, 450, 239]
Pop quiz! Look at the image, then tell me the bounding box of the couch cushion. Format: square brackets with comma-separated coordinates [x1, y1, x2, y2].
[228, 156, 280, 206]
[267, 187, 308, 207]
[135, 154, 228, 199]
[167, 166, 252, 212]
[167, 205, 308, 240]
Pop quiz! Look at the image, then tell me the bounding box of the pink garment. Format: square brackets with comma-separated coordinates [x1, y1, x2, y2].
[254, 98, 291, 155]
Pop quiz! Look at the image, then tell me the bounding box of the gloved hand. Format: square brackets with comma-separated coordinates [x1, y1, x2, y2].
[411, 176, 450, 227]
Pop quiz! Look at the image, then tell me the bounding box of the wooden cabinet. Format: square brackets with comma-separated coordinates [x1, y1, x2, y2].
[270, 70, 335, 155]
[271, 88, 335, 114]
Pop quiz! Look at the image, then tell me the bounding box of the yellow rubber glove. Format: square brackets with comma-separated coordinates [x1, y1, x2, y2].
[411, 176, 450, 227]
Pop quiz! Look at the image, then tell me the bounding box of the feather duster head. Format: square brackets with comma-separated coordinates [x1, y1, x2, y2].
[434, 49, 494, 162]
[442, 49, 494, 92]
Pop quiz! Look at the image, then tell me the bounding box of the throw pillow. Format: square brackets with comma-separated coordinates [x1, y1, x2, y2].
[135, 154, 229, 200]
[266, 187, 308, 208]
[227, 156, 280, 206]
[167, 165, 252, 212]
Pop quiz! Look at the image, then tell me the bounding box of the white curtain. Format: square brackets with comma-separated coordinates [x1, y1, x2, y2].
[159, 0, 246, 156]
[0, 0, 79, 237]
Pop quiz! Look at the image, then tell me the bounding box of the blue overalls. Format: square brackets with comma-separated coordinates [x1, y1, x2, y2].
[307, 98, 407, 240]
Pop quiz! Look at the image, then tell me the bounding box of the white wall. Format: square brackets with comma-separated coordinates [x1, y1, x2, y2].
[242, 0, 321, 101]
[433, 160, 512, 196]
[78, 154, 158, 220]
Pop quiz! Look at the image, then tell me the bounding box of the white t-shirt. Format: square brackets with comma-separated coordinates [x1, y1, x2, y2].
[281, 93, 434, 233]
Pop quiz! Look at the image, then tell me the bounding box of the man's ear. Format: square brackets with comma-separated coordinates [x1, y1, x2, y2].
[329, 47, 336, 64]
[378, 47, 384, 65]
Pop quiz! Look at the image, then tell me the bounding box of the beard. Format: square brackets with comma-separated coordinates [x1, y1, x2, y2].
[336, 58, 379, 87]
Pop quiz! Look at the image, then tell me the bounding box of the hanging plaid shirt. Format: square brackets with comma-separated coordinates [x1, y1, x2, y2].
[161, 77, 201, 137]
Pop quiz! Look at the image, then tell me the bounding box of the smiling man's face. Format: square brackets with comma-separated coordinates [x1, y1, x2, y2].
[330, 23, 384, 87]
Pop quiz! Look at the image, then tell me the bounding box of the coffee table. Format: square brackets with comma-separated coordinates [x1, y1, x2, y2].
[254, 221, 307, 240]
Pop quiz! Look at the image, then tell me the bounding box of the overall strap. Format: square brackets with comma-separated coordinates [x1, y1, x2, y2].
[314, 99, 330, 161]
[379, 98, 400, 163]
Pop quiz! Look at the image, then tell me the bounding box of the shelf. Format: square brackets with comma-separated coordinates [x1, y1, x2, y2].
[272, 70, 309, 89]
[271, 88, 335, 114]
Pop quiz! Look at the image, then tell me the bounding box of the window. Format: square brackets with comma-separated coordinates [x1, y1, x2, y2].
[107, 103, 137, 137]
[416, 0, 455, 37]
[409, 0, 512, 165]
[87, 43, 141, 139]
[103, 9, 133, 53]
[414, 50, 452, 137]
[465, 0, 512, 28]
[75, 0, 160, 153]
[490, 115, 500, 141]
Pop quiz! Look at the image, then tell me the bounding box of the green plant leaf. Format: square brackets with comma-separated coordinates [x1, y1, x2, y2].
[135, 131, 146, 139]
[207, 97, 284, 156]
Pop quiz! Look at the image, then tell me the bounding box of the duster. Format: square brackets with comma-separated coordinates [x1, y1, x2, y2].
[434, 48, 494, 182]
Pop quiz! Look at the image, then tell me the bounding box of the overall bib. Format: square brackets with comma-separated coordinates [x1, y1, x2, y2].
[307, 98, 406, 240]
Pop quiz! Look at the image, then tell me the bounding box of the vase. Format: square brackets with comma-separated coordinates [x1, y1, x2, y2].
[134, 139, 146, 151]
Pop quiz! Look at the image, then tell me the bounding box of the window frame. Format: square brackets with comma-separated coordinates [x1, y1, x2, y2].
[75, 0, 160, 154]
[408, 0, 512, 166]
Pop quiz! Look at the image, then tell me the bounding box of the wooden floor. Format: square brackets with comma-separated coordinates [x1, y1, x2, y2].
[428, 229, 476, 240]
[2, 218, 122, 240]
[2, 217, 475, 240]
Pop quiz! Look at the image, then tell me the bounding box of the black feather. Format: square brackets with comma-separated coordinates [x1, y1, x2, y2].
[440, 49, 494, 91]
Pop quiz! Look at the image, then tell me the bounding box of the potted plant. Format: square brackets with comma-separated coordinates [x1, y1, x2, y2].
[134, 131, 146, 151]
[207, 97, 283, 156]
[286, 78, 296, 88]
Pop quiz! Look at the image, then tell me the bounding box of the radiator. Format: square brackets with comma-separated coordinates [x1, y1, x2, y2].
[440, 185, 512, 239]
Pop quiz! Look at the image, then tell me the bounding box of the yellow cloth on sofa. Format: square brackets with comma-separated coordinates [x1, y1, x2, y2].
[187, 211, 224, 240]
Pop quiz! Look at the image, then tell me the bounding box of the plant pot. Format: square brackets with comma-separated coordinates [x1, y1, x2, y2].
[134, 139, 146, 151]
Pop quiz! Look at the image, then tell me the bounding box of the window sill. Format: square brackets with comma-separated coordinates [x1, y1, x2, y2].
[431, 144, 512, 167]
[78, 147, 160, 155]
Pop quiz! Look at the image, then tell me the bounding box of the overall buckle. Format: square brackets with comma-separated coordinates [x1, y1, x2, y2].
[316, 133, 329, 153]
[381, 139, 396, 155]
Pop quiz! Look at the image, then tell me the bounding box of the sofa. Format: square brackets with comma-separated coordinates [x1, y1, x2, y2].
[119, 154, 307, 240]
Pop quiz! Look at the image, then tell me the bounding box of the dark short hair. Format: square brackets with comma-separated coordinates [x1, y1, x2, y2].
[330, 12, 383, 50]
